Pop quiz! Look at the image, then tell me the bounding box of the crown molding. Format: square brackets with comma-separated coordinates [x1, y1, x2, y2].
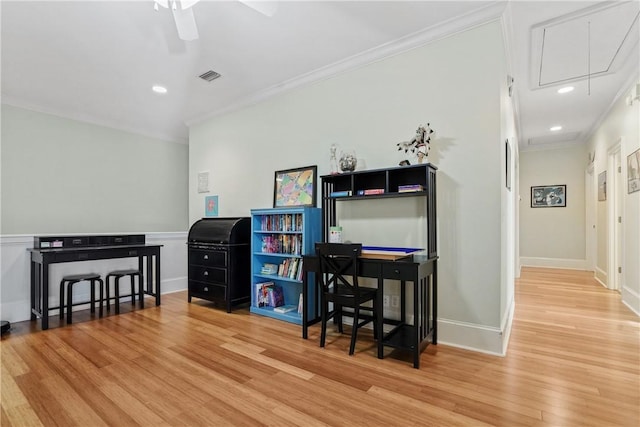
[1, 97, 187, 145]
[186, 1, 507, 128]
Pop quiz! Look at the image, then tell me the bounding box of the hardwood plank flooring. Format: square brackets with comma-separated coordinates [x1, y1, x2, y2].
[1, 267, 638, 426]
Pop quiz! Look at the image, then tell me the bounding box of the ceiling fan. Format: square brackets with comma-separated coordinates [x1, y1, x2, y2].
[154, 0, 278, 41]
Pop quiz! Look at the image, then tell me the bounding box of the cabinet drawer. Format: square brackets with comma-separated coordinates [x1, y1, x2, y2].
[189, 265, 227, 285]
[189, 281, 226, 301]
[189, 249, 227, 268]
[382, 263, 417, 281]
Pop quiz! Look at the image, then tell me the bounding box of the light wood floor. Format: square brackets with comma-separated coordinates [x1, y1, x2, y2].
[1, 267, 638, 426]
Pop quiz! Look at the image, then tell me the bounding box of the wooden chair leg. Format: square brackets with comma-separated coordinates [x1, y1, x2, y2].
[349, 307, 360, 355]
[320, 299, 328, 348]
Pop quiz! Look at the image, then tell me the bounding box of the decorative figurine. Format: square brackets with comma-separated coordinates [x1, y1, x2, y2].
[329, 144, 339, 174]
[396, 123, 435, 165]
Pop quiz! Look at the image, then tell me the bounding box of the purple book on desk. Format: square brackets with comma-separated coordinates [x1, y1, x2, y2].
[361, 246, 423, 260]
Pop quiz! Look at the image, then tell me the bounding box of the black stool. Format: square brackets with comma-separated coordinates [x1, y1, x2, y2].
[105, 269, 143, 314]
[59, 273, 104, 324]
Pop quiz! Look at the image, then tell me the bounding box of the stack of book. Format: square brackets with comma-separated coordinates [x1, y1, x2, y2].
[261, 263, 278, 275]
[398, 184, 424, 193]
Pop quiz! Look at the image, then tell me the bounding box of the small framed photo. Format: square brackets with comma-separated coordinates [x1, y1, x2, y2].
[505, 139, 511, 191]
[628, 148, 640, 194]
[531, 185, 566, 208]
[273, 165, 317, 208]
[598, 171, 607, 201]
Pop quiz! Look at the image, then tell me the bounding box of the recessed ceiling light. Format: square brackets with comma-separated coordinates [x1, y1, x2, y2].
[152, 85, 167, 94]
[557, 86, 574, 94]
[550, 126, 562, 131]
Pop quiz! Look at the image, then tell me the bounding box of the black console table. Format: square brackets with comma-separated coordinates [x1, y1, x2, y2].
[28, 234, 162, 330]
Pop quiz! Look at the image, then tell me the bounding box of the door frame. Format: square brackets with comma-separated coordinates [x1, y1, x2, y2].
[585, 163, 596, 272]
[607, 139, 624, 291]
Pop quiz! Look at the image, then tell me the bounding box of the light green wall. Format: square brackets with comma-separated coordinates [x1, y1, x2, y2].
[588, 78, 640, 314]
[190, 21, 508, 336]
[1, 105, 188, 234]
[519, 144, 587, 260]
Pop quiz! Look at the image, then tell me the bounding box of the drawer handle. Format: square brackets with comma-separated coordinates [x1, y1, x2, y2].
[204, 271, 209, 276]
[204, 287, 208, 291]
[394, 269, 400, 274]
[204, 255, 209, 260]
[79, 253, 89, 260]
[129, 250, 138, 256]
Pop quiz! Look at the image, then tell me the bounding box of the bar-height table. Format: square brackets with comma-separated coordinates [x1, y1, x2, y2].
[29, 240, 161, 330]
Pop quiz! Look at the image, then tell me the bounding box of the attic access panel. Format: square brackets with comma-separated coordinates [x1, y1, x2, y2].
[530, 2, 640, 88]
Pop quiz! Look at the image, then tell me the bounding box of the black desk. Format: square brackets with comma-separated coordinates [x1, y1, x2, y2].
[28, 244, 162, 330]
[302, 254, 437, 368]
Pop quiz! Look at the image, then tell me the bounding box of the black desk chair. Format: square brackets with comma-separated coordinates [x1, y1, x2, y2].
[105, 269, 143, 314]
[316, 243, 379, 355]
[59, 273, 104, 324]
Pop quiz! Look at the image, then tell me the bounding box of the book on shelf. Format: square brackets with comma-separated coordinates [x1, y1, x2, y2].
[330, 190, 352, 197]
[398, 184, 424, 193]
[255, 281, 284, 308]
[261, 263, 278, 275]
[297, 293, 303, 314]
[277, 257, 302, 280]
[356, 189, 385, 196]
[273, 305, 297, 314]
[268, 284, 285, 307]
[255, 281, 274, 307]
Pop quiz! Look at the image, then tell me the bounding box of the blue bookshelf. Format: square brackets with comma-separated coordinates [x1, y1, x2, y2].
[250, 207, 321, 324]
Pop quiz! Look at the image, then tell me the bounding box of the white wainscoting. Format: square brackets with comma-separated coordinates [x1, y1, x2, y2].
[0, 232, 187, 323]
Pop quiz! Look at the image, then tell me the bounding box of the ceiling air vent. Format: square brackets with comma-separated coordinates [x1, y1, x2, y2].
[199, 70, 221, 82]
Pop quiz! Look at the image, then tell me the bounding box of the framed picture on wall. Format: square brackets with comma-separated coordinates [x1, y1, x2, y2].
[273, 165, 317, 208]
[628, 148, 640, 194]
[598, 171, 607, 201]
[531, 185, 566, 208]
[505, 139, 511, 191]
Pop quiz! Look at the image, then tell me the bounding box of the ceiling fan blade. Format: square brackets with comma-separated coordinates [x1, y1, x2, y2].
[238, 1, 278, 17]
[172, 6, 199, 41]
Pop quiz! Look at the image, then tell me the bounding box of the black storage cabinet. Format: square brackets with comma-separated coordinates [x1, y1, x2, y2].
[187, 217, 251, 312]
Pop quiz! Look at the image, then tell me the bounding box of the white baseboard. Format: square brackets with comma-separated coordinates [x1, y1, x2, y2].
[520, 257, 587, 270]
[621, 286, 640, 317]
[500, 297, 515, 355]
[437, 318, 507, 356]
[595, 267, 608, 288]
